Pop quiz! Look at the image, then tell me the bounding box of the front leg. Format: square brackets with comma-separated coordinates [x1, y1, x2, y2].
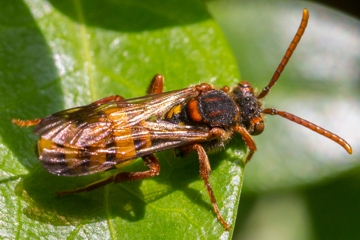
[234, 125, 257, 163]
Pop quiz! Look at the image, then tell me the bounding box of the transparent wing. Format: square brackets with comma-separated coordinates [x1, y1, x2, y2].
[39, 120, 212, 176]
[34, 87, 199, 148]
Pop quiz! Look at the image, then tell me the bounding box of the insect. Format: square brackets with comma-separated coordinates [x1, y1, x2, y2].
[13, 8, 352, 230]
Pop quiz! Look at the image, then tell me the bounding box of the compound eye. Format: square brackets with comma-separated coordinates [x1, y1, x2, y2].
[251, 118, 264, 135]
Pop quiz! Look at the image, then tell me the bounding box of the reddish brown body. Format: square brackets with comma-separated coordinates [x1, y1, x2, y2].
[12, 9, 352, 230]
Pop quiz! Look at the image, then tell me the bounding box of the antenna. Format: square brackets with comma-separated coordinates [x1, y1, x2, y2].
[257, 8, 309, 99]
[259, 9, 352, 154]
[262, 108, 352, 154]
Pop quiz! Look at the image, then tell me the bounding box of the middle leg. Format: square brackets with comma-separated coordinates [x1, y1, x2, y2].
[180, 143, 230, 230]
[147, 74, 164, 95]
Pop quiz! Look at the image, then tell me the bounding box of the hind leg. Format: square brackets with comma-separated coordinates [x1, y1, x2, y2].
[56, 154, 160, 196]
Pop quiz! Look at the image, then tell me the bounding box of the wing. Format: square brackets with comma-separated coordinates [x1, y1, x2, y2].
[38, 120, 213, 176]
[34, 87, 199, 148]
[34, 87, 214, 176]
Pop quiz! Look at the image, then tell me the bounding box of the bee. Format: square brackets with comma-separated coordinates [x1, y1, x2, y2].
[13, 9, 352, 230]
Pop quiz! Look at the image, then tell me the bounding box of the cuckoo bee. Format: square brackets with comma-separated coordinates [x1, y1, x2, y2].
[13, 9, 352, 230]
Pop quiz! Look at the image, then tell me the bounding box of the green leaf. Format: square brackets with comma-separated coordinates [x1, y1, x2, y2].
[0, 0, 243, 239]
[208, 1, 360, 192]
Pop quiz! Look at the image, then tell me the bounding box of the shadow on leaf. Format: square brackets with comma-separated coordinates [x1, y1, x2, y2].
[49, 0, 211, 32]
[15, 144, 244, 226]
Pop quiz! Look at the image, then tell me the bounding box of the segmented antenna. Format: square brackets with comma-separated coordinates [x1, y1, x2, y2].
[257, 8, 309, 99]
[262, 108, 352, 154]
[259, 9, 352, 154]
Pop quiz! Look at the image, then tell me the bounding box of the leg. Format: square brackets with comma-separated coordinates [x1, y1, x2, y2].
[12, 118, 41, 127]
[187, 144, 230, 230]
[57, 154, 160, 196]
[175, 127, 227, 158]
[234, 125, 257, 163]
[147, 74, 164, 95]
[12, 95, 125, 127]
[92, 95, 124, 105]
